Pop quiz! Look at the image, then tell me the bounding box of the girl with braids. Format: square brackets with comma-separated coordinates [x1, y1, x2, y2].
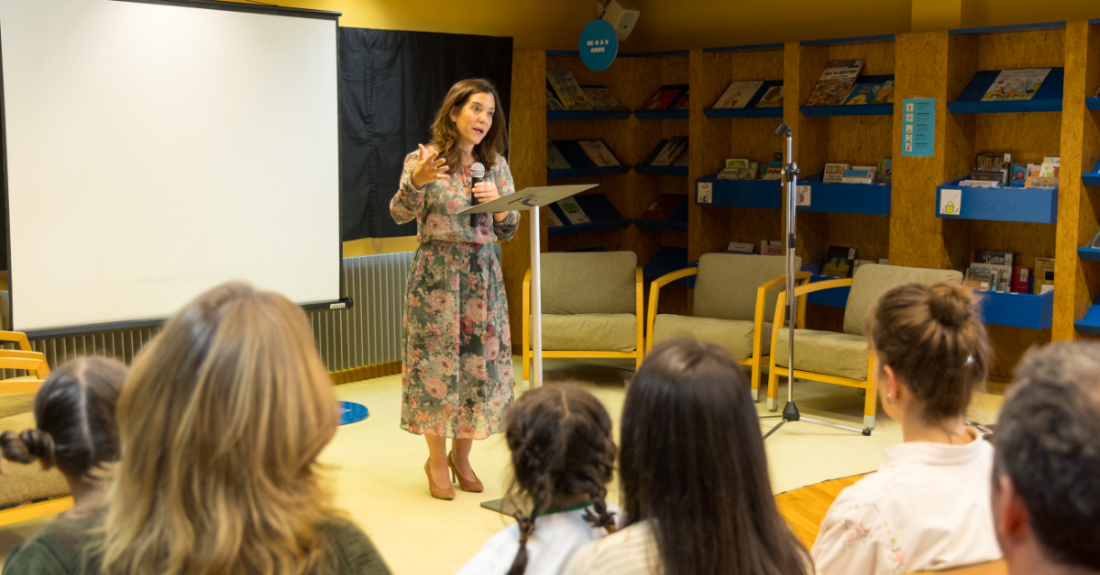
[3, 356, 128, 570]
[456, 384, 621, 575]
[568, 338, 811, 575]
[812, 281, 1000, 575]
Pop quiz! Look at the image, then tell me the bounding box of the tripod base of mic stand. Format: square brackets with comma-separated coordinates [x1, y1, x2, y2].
[760, 400, 872, 439]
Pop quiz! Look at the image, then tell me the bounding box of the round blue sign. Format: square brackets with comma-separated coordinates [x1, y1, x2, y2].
[579, 19, 618, 71]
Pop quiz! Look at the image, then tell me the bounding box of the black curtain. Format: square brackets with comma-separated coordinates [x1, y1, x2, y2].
[339, 28, 513, 241]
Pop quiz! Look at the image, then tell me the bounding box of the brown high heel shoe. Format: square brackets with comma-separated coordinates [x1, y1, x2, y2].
[425, 460, 455, 500]
[447, 451, 484, 493]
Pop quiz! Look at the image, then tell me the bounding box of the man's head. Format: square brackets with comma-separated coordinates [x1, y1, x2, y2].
[994, 341, 1100, 572]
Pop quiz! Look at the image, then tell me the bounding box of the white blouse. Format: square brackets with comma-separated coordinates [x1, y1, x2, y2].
[811, 428, 1002, 575]
[457, 503, 623, 575]
[566, 520, 658, 575]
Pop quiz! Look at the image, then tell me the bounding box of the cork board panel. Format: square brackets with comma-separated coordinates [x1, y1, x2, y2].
[976, 28, 1065, 70]
[690, 49, 729, 262]
[827, 41, 896, 77]
[986, 325, 1052, 381]
[547, 226, 630, 253]
[789, 43, 830, 261]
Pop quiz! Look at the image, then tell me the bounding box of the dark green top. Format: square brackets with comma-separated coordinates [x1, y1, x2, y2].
[4, 514, 392, 575]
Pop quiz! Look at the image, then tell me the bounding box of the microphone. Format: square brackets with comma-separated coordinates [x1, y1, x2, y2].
[470, 162, 485, 205]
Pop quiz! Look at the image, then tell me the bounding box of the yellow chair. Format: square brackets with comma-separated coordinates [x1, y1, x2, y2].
[646, 253, 809, 399]
[523, 251, 644, 381]
[767, 264, 962, 429]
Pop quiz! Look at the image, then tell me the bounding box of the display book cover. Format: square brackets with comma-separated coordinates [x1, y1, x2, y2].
[547, 140, 571, 170]
[806, 59, 864, 107]
[580, 85, 627, 111]
[980, 68, 1051, 102]
[712, 81, 783, 109]
[546, 70, 593, 111]
[820, 246, 858, 278]
[648, 137, 689, 167]
[639, 195, 685, 221]
[641, 84, 689, 111]
[841, 79, 894, 106]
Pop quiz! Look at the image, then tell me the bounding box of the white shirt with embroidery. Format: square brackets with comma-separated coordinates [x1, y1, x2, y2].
[811, 428, 1001, 575]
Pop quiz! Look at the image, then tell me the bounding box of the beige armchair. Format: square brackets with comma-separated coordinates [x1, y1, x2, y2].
[523, 251, 644, 381]
[767, 264, 963, 429]
[647, 253, 808, 399]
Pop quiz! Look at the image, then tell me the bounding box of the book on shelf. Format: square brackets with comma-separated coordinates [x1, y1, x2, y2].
[969, 170, 1007, 186]
[640, 195, 684, 221]
[650, 137, 688, 166]
[581, 86, 626, 111]
[725, 158, 750, 171]
[641, 84, 688, 111]
[981, 68, 1051, 102]
[1087, 226, 1100, 249]
[1011, 266, 1030, 294]
[960, 180, 1001, 188]
[877, 159, 892, 184]
[546, 209, 565, 227]
[761, 240, 781, 256]
[823, 163, 849, 183]
[546, 71, 593, 111]
[717, 169, 752, 180]
[727, 241, 754, 254]
[763, 166, 783, 180]
[842, 82, 883, 105]
[756, 85, 783, 108]
[972, 260, 1012, 293]
[674, 90, 690, 110]
[713, 80, 764, 109]
[749, 162, 760, 178]
[964, 268, 997, 291]
[547, 140, 571, 170]
[1025, 175, 1058, 189]
[1034, 257, 1055, 294]
[547, 88, 566, 111]
[1040, 157, 1060, 177]
[975, 152, 1012, 173]
[806, 59, 865, 107]
[841, 169, 876, 184]
[821, 246, 858, 278]
[557, 196, 591, 225]
[577, 139, 621, 167]
[1009, 163, 1028, 187]
[869, 80, 894, 105]
[1095, 85, 1100, 98]
[672, 151, 689, 167]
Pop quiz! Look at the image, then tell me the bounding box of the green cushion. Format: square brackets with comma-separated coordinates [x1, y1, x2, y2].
[534, 314, 637, 352]
[693, 254, 800, 322]
[0, 411, 71, 507]
[843, 265, 964, 336]
[652, 315, 774, 362]
[774, 328, 869, 381]
[540, 252, 636, 315]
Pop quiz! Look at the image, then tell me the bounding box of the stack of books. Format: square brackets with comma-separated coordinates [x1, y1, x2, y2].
[545, 71, 628, 112]
[963, 249, 1054, 294]
[717, 154, 783, 180]
[959, 152, 1059, 189]
[822, 160, 890, 185]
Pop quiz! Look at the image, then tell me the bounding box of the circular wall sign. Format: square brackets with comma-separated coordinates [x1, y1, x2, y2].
[579, 19, 618, 71]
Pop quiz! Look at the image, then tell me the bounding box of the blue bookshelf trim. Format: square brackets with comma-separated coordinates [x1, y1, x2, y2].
[1083, 158, 1100, 187]
[948, 68, 1064, 114]
[801, 263, 850, 307]
[644, 247, 691, 287]
[704, 42, 785, 53]
[548, 111, 631, 121]
[635, 165, 688, 176]
[949, 22, 1066, 35]
[633, 109, 689, 120]
[547, 193, 630, 237]
[1079, 247, 1100, 261]
[635, 197, 688, 232]
[696, 174, 783, 209]
[798, 173, 891, 215]
[800, 34, 895, 46]
[935, 177, 1058, 224]
[705, 79, 783, 117]
[979, 290, 1054, 329]
[620, 50, 690, 58]
[1085, 97, 1100, 112]
[1075, 296, 1100, 335]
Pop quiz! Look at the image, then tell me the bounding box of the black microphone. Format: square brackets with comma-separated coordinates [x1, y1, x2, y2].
[470, 162, 485, 205]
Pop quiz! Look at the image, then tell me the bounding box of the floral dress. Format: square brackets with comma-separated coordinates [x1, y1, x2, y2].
[390, 150, 521, 439]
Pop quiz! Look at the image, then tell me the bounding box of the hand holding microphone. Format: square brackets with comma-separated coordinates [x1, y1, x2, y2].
[469, 162, 500, 205]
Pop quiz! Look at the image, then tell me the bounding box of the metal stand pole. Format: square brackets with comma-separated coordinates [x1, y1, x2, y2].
[530, 205, 543, 388]
[761, 124, 870, 439]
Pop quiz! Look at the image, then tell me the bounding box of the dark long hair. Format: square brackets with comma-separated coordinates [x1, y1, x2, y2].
[504, 384, 617, 575]
[0, 356, 127, 480]
[429, 78, 507, 174]
[620, 339, 811, 575]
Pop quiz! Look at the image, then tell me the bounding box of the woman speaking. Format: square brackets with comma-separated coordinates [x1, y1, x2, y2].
[390, 79, 520, 500]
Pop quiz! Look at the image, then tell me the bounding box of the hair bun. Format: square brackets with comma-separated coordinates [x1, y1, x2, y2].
[0, 429, 56, 468]
[927, 282, 973, 328]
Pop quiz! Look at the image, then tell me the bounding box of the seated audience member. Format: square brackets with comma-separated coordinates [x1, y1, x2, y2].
[568, 339, 811, 575]
[812, 282, 1000, 575]
[992, 341, 1100, 575]
[8, 282, 391, 575]
[3, 357, 128, 569]
[457, 384, 620, 575]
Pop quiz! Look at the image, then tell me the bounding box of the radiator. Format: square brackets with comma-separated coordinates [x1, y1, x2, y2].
[11, 252, 414, 375]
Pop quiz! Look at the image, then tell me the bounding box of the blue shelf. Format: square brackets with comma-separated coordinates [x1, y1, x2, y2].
[547, 193, 630, 237]
[703, 43, 784, 53]
[644, 247, 691, 287]
[1079, 248, 1100, 262]
[1086, 98, 1100, 112]
[1082, 158, 1100, 187]
[620, 50, 690, 58]
[548, 111, 631, 121]
[696, 174, 782, 209]
[634, 165, 688, 176]
[947, 68, 1064, 114]
[1075, 297, 1100, 335]
[798, 173, 891, 215]
[800, 263, 851, 308]
[978, 290, 1054, 329]
[635, 197, 688, 232]
[949, 22, 1066, 35]
[800, 34, 895, 46]
[633, 110, 689, 120]
[935, 177, 1057, 224]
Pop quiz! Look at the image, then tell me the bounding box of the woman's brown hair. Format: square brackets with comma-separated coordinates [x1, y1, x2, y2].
[621, 339, 811, 575]
[867, 281, 990, 421]
[429, 78, 507, 173]
[504, 384, 617, 575]
[0, 356, 127, 480]
[101, 282, 340, 575]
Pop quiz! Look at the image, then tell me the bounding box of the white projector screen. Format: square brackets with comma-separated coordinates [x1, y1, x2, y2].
[0, 0, 342, 335]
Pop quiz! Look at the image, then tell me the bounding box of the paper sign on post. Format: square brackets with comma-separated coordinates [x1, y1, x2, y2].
[939, 188, 962, 216]
[902, 98, 935, 157]
[697, 181, 712, 204]
[796, 185, 811, 207]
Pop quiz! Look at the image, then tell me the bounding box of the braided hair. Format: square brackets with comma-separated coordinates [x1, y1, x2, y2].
[504, 384, 617, 575]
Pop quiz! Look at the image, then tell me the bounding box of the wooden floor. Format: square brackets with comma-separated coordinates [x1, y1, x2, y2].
[775, 474, 1008, 575]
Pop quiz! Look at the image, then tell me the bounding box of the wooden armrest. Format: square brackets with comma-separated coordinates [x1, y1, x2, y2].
[635, 267, 643, 285]
[0, 331, 31, 351]
[0, 378, 45, 394]
[756, 272, 813, 329]
[757, 271, 812, 295]
[651, 267, 698, 291]
[523, 268, 531, 287]
[789, 277, 853, 298]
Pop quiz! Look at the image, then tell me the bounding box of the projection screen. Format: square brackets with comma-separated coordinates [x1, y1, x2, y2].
[0, 0, 343, 336]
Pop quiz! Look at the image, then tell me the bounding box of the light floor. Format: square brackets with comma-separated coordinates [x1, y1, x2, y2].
[0, 358, 1003, 574]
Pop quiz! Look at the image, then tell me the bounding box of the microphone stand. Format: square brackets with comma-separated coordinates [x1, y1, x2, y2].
[760, 124, 871, 439]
